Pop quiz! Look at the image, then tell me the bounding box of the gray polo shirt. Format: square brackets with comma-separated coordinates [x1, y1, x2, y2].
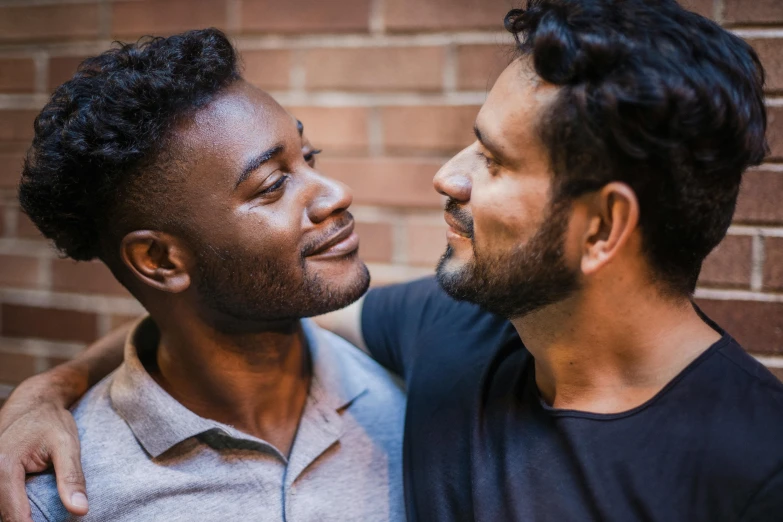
[26, 318, 406, 521]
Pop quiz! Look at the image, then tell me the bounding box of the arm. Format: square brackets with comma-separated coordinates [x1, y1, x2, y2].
[312, 296, 367, 353]
[0, 320, 133, 522]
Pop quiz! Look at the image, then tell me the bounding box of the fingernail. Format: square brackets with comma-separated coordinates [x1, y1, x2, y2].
[71, 492, 88, 509]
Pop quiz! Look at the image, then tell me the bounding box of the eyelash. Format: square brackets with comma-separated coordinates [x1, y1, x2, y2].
[259, 175, 288, 195]
[476, 151, 496, 168]
[304, 149, 323, 163]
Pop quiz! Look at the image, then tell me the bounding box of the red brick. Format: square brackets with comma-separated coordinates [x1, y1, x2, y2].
[0, 352, 38, 385]
[0, 111, 36, 142]
[457, 45, 512, 91]
[0, 255, 40, 289]
[48, 56, 88, 93]
[0, 145, 26, 189]
[382, 105, 479, 155]
[747, 39, 783, 93]
[355, 222, 394, 263]
[407, 223, 447, 267]
[241, 50, 292, 91]
[681, 0, 715, 18]
[303, 47, 445, 92]
[735, 170, 783, 225]
[0, 59, 35, 94]
[697, 299, 783, 355]
[43, 356, 73, 370]
[286, 107, 369, 155]
[769, 106, 783, 159]
[1, 304, 98, 344]
[763, 237, 783, 291]
[241, 0, 370, 34]
[112, 0, 227, 39]
[0, 4, 100, 43]
[698, 235, 752, 288]
[16, 211, 44, 240]
[319, 157, 444, 208]
[768, 367, 783, 383]
[385, 0, 511, 32]
[51, 259, 129, 296]
[724, 0, 783, 25]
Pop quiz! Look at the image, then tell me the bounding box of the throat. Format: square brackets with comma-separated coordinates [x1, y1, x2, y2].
[144, 320, 313, 456]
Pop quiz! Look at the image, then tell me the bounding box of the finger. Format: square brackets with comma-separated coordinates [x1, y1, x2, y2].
[49, 433, 88, 517]
[0, 457, 35, 522]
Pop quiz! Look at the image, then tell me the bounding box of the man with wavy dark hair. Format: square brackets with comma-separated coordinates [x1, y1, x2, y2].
[1, 1, 782, 521]
[2, 29, 405, 522]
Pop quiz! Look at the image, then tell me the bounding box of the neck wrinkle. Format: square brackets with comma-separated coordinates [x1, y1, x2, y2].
[511, 291, 721, 414]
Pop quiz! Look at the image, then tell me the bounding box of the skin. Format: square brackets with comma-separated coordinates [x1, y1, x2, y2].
[0, 79, 370, 522]
[0, 58, 726, 521]
[435, 58, 721, 412]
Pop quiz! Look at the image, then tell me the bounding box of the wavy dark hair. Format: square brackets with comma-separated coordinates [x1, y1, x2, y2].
[505, 0, 767, 294]
[19, 28, 241, 262]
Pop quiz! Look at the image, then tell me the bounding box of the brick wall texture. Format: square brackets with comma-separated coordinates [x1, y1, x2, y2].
[0, 0, 782, 403]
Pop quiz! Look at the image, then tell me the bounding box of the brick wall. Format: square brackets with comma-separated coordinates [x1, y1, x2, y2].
[0, 0, 782, 404]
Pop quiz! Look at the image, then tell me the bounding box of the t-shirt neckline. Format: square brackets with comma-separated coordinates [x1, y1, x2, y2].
[531, 331, 733, 421]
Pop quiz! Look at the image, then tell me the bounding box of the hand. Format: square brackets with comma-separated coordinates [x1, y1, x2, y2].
[0, 375, 88, 522]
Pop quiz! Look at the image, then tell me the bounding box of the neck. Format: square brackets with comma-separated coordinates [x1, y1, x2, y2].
[148, 313, 311, 455]
[512, 287, 721, 414]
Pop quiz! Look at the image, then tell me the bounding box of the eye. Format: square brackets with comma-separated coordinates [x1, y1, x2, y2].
[476, 150, 495, 168]
[258, 174, 288, 196]
[303, 148, 322, 166]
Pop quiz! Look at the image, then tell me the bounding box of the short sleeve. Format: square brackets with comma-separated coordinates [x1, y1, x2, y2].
[28, 495, 52, 522]
[740, 467, 783, 522]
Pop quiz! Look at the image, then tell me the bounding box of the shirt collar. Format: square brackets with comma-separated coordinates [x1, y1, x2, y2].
[110, 316, 368, 459]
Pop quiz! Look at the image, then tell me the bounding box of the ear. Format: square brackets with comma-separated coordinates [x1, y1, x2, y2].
[580, 182, 640, 276]
[120, 230, 191, 293]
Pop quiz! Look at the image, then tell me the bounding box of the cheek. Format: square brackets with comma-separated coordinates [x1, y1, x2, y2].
[471, 175, 551, 253]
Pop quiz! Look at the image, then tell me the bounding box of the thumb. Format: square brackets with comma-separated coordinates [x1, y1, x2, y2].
[49, 434, 88, 516]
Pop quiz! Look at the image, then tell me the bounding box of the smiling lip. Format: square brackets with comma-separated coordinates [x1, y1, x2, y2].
[444, 213, 471, 239]
[306, 221, 359, 259]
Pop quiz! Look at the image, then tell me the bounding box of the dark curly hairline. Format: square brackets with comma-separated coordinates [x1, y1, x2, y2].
[502, 1, 768, 295]
[19, 28, 241, 264]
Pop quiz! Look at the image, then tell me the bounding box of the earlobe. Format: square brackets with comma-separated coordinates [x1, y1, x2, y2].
[120, 231, 191, 293]
[581, 183, 640, 275]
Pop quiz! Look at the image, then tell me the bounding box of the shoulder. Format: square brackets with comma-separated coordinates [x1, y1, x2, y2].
[685, 338, 783, 481]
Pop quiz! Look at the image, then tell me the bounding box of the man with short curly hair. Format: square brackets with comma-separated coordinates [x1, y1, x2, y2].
[2, 1, 783, 521]
[12, 29, 405, 522]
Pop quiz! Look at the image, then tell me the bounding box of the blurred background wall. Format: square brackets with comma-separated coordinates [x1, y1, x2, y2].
[0, 0, 781, 403]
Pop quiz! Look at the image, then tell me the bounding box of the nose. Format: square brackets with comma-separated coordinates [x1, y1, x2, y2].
[433, 147, 472, 203]
[307, 171, 354, 224]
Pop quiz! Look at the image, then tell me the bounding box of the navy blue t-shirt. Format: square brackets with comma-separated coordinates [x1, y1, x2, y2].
[361, 277, 783, 522]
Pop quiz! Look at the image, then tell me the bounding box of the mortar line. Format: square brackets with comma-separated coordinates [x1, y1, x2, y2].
[750, 235, 765, 291]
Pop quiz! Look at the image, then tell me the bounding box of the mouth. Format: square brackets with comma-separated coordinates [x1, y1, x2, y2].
[444, 212, 472, 240]
[305, 220, 360, 259]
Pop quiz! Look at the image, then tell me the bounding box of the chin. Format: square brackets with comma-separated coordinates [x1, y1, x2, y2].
[302, 255, 371, 317]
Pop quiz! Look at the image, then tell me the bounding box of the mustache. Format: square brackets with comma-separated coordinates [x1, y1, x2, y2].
[444, 199, 474, 238]
[301, 211, 355, 257]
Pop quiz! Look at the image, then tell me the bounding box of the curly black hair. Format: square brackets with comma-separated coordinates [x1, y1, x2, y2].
[19, 28, 240, 262]
[505, 0, 767, 294]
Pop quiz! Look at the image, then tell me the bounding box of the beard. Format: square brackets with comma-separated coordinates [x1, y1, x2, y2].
[436, 198, 579, 320]
[190, 235, 370, 330]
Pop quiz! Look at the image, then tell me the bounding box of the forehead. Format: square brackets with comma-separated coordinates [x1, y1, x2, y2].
[174, 80, 294, 161]
[476, 58, 559, 150]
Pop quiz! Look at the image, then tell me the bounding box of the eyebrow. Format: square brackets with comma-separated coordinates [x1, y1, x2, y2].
[296, 119, 304, 137]
[473, 123, 503, 156]
[235, 144, 284, 189]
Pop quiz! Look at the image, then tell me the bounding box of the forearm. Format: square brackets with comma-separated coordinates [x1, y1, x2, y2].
[312, 296, 367, 353]
[7, 320, 133, 414]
